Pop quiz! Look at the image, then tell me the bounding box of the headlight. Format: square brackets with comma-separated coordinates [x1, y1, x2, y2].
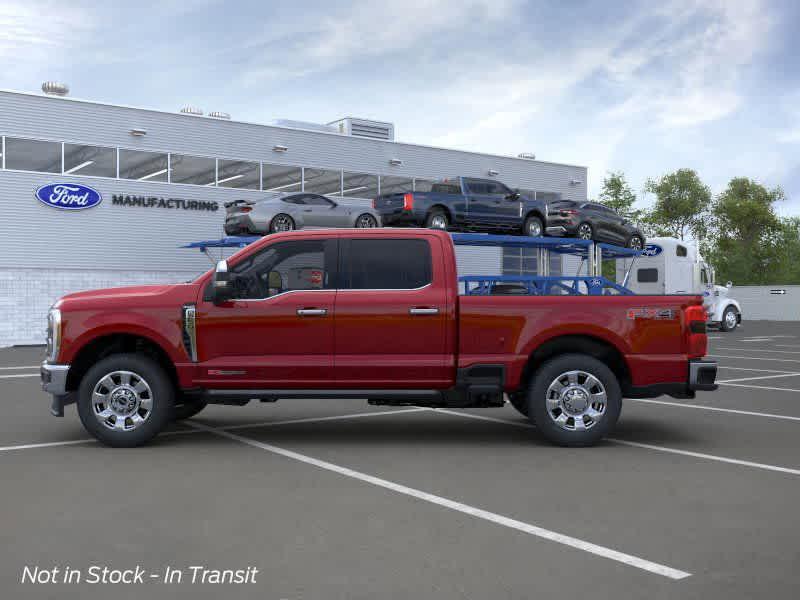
[46, 308, 62, 363]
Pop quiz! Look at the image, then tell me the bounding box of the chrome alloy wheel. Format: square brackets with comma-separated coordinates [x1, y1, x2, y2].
[526, 219, 543, 237]
[577, 223, 593, 240]
[429, 214, 448, 229]
[271, 214, 294, 232]
[91, 371, 153, 431]
[545, 370, 607, 431]
[355, 214, 378, 228]
[725, 309, 738, 329]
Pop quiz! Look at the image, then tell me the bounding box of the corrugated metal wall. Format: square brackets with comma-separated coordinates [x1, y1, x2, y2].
[728, 286, 800, 321]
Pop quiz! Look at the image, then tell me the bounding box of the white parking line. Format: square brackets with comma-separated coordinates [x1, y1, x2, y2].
[187, 420, 691, 580]
[709, 354, 800, 364]
[716, 347, 800, 355]
[0, 408, 425, 453]
[718, 373, 800, 384]
[625, 398, 800, 422]
[719, 382, 800, 393]
[0, 373, 39, 379]
[718, 366, 799, 374]
[430, 409, 800, 477]
[0, 365, 40, 370]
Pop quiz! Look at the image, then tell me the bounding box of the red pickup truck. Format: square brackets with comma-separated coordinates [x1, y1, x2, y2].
[41, 228, 717, 448]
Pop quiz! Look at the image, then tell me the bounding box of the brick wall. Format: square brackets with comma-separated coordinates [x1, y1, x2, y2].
[0, 268, 200, 346]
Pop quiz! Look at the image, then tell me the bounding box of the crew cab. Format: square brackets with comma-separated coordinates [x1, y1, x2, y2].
[41, 229, 717, 448]
[373, 177, 548, 236]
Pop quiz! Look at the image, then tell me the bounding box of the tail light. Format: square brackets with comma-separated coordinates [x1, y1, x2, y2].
[372, 198, 377, 209]
[240, 206, 252, 213]
[403, 193, 414, 211]
[560, 209, 578, 216]
[685, 305, 708, 358]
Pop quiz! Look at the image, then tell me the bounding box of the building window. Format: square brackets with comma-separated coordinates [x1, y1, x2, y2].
[342, 171, 379, 199]
[63, 143, 117, 177]
[262, 163, 302, 192]
[170, 154, 216, 186]
[217, 159, 260, 189]
[119, 149, 169, 182]
[4, 137, 61, 173]
[379, 176, 413, 195]
[304, 167, 342, 196]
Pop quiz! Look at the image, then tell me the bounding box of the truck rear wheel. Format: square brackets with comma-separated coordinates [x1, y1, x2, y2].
[425, 208, 449, 230]
[527, 353, 621, 447]
[76, 354, 174, 447]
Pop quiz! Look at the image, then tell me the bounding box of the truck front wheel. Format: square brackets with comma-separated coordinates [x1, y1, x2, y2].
[76, 354, 174, 447]
[720, 306, 738, 332]
[528, 353, 622, 447]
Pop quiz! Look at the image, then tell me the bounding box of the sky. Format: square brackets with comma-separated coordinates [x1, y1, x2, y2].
[2, 0, 799, 215]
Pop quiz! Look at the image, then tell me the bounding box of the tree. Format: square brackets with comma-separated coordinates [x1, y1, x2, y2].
[642, 169, 712, 240]
[705, 178, 785, 285]
[598, 171, 641, 221]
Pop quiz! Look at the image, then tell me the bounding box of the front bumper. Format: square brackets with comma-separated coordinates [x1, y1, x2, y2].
[41, 362, 74, 417]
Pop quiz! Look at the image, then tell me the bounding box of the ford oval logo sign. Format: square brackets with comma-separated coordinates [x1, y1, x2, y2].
[35, 183, 102, 210]
[642, 244, 663, 257]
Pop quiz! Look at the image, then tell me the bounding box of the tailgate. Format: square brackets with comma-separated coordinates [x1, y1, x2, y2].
[373, 193, 408, 211]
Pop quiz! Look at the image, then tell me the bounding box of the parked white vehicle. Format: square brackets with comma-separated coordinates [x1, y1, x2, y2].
[618, 237, 742, 331]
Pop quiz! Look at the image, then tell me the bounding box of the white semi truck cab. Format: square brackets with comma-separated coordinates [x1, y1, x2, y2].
[618, 237, 742, 331]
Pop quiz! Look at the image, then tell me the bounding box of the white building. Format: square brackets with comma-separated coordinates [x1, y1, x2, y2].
[0, 86, 588, 346]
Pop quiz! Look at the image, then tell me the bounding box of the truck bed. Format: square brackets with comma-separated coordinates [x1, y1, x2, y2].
[458, 294, 702, 391]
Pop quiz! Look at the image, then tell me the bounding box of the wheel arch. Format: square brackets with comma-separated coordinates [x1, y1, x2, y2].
[65, 332, 179, 394]
[518, 334, 631, 394]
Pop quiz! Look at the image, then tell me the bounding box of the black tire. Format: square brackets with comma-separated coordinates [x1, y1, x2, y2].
[576, 222, 594, 240]
[627, 235, 644, 250]
[425, 208, 450, 230]
[523, 215, 544, 237]
[527, 353, 622, 447]
[508, 393, 529, 417]
[720, 306, 738, 332]
[76, 354, 174, 447]
[269, 214, 295, 233]
[172, 398, 208, 420]
[355, 213, 379, 228]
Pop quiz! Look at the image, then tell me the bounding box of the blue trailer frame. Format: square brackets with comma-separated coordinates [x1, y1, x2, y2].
[182, 233, 641, 296]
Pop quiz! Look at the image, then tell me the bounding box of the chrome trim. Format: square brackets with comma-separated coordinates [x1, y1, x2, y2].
[296, 308, 327, 316]
[409, 307, 439, 315]
[546, 226, 567, 235]
[41, 362, 70, 395]
[225, 282, 433, 303]
[182, 304, 198, 362]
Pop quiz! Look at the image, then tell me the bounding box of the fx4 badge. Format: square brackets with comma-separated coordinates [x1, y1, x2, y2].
[626, 307, 675, 320]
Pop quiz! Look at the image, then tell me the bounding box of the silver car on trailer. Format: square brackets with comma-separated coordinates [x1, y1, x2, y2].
[224, 192, 382, 235]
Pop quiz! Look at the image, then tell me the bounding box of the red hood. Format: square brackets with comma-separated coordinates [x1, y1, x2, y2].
[56, 283, 200, 310]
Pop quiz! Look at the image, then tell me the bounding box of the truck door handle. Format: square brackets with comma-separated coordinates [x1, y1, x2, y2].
[297, 308, 327, 316]
[409, 307, 439, 315]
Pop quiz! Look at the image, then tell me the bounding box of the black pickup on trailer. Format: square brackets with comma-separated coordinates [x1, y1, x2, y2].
[373, 176, 548, 236]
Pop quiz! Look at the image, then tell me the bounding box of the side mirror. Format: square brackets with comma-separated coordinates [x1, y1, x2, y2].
[212, 260, 233, 305]
[506, 190, 521, 201]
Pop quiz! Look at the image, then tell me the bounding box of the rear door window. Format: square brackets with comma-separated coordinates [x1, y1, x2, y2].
[343, 239, 432, 289]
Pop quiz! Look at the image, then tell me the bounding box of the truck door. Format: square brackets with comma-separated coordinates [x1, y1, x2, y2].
[464, 179, 519, 228]
[194, 238, 338, 387]
[334, 235, 452, 387]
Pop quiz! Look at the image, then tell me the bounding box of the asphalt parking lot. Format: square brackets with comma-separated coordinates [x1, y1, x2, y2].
[2, 321, 800, 599]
